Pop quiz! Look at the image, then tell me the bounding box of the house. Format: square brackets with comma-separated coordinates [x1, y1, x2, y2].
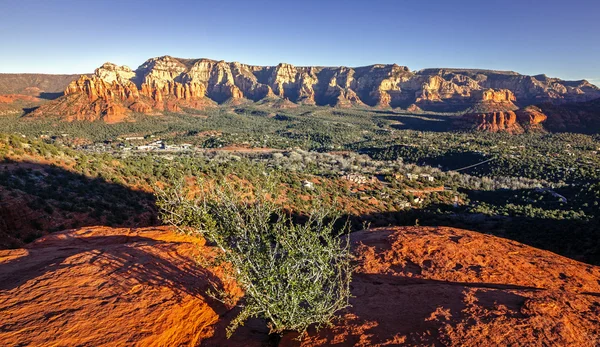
[342, 173, 376, 184]
[419, 174, 435, 182]
[406, 173, 419, 181]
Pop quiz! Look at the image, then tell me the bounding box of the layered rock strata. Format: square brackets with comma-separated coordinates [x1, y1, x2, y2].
[30, 56, 600, 122]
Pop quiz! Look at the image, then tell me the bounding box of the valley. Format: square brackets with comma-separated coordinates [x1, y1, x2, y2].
[1, 56, 599, 346]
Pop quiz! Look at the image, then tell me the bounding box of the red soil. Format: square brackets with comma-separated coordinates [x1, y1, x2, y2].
[1, 226, 599, 346]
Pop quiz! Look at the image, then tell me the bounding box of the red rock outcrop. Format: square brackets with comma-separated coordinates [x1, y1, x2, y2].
[459, 106, 549, 133]
[416, 69, 600, 107]
[516, 106, 548, 130]
[406, 103, 423, 112]
[460, 111, 523, 133]
[0, 226, 245, 346]
[3, 226, 598, 346]
[27, 56, 600, 122]
[480, 88, 516, 103]
[458, 91, 549, 133]
[30, 65, 216, 122]
[283, 227, 600, 346]
[30, 74, 144, 122]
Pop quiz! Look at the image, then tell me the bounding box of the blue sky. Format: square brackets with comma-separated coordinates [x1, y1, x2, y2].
[0, 0, 598, 84]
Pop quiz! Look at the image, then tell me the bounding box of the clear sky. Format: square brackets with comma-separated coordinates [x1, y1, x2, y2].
[0, 0, 598, 84]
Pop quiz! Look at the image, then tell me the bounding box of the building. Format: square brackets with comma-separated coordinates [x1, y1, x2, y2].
[406, 173, 419, 181]
[419, 174, 435, 182]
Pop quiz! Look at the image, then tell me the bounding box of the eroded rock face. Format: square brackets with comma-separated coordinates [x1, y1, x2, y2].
[416, 69, 600, 107]
[460, 111, 524, 133]
[516, 106, 548, 130]
[31, 74, 144, 123]
[479, 88, 516, 103]
[458, 91, 549, 133]
[30, 56, 600, 122]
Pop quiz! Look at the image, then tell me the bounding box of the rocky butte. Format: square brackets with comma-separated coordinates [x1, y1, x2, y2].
[456, 90, 549, 133]
[29, 56, 600, 124]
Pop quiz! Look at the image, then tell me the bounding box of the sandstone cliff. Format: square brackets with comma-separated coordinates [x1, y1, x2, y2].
[28, 56, 600, 122]
[458, 106, 548, 133]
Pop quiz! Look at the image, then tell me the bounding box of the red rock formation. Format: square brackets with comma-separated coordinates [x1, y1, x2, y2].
[371, 89, 392, 108]
[407, 103, 423, 112]
[516, 106, 548, 130]
[38, 75, 148, 122]
[129, 102, 153, 114]
[480, 88, 516, 103]
[466, 88, 519, 113]
[461, 111, 523, 133]
[0, 226, 245, 347]
[282, 227, 600, 346]
[458, 90, 549, 133]
[28, 56, 600, 122]
[3, 226, 599, 346]
[459, 105, 549, 133]
[31, 68, 215, 121]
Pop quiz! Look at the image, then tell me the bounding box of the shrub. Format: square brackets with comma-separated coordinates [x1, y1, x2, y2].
[156, 178, 352, 337]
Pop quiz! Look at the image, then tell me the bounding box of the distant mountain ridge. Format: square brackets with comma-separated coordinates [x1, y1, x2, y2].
[0, 73, 83, 99]
[0, 55, 592, 128]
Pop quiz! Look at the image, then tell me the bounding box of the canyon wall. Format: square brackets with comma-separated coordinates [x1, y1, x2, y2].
[29, 56, 600, 122]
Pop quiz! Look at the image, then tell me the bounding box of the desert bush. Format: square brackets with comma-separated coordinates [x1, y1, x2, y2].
[156, 178, 352, 337]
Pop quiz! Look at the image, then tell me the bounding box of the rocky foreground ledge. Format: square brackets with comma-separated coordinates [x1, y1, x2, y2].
[1, 226, 599, 346]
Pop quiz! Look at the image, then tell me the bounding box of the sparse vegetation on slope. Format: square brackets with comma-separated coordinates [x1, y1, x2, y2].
[157, 177, 352, 337]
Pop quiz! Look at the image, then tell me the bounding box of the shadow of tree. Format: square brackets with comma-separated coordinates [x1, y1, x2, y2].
[282, 272, 536, 346]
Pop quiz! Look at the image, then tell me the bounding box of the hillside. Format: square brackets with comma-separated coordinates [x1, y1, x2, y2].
[28, 56, 600, 123]
[0, 73, 83, 116]
[0, 73, 82, 98]
[539, 98, 600, 133]
[1, 225, 598, 346]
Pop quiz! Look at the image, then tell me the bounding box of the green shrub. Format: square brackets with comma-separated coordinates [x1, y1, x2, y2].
[156, 178, 352, 338]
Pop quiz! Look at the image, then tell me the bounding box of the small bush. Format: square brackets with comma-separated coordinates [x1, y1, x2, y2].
[156, 178, 352, 337]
